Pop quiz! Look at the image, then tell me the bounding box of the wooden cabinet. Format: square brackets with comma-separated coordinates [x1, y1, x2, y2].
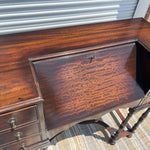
[0, 18, 150, 149]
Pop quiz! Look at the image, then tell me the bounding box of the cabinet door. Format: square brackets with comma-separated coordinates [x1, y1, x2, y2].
[31, 43, 144, 130]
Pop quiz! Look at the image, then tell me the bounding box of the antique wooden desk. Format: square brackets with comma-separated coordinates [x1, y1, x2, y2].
[0, 18, 150, 149]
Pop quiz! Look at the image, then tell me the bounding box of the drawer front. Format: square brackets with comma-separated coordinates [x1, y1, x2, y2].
[1, 134, 41, 150]
[0, 123, 40, 146]
[31, 43, 145, 130]
[0, 143, 18, 150]
[20, 134, 41, 149]
[0, 105, 37, 132]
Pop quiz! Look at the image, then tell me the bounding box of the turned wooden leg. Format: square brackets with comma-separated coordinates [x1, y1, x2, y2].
[129, 107, 150, 133]
[109, 108, 135, 145]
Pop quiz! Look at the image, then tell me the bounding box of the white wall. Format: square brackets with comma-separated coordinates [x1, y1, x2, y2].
[134, 0, 150, 18]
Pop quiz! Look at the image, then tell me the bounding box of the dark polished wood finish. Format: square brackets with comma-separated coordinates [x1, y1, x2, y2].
[0, 18, 150, 112]
[130, 107, 150, 132]
[0, 18, 150, 148]
[1, 134, 42, 150]
[109, 104, 150, 145]
[0, 123, 40, 145]
[31, 43, 144, 130]
[0, 105, 37, 132]
[0, 104, 49, 149]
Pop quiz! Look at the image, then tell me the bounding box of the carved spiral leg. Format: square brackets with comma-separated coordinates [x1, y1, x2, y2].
[109, 108, 135, 145]
[129, 108, 150, 133]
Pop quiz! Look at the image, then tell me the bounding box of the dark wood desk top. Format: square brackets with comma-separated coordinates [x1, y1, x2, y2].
[0, 18, 150, 113]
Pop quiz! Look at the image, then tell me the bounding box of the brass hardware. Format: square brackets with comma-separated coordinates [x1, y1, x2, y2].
[20, 143, 26, 150]
[8, 118, 16, 130]
[15, 132, 22, 141]
[89, 56, 95, 63]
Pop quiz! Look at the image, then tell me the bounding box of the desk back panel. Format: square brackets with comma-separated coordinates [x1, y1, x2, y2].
[31, 43, 144, 130]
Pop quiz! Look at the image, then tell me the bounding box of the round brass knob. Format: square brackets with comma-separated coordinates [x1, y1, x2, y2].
[8, 118, 16, 130]
[20, 143, 26, 150]
[15, 132, 22, 141]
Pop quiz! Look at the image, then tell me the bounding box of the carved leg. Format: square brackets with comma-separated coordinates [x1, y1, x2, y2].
[115, 109, 132, 138]
[109, 108, 135, 145]
[129, 107, 150, 133]
[49, 108, 150, 145]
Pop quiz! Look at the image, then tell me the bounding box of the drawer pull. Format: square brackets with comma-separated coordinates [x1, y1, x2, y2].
[8, 118, 16, 130]
[15, 132, 22, 141]
[20, 143, 26, 150]
[89, 56, 95, 63]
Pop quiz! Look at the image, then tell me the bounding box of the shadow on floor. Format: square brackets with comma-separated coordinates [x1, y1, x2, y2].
[50, 111, 120, 145]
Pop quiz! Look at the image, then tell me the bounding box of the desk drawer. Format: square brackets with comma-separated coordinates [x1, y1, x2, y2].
[1, 134, 41, 150]
[0, 143, 18, 150]
[0, 123, 40, 146]
[0, 105, 37, 132]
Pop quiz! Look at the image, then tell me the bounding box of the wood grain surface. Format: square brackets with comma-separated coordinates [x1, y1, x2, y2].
[0, 18, 150, 149]
[0, 18, 150, 113]
[0, 123, 40, 145]
[0, 66, 39, 110]
[0, 105, 37, 132]
[32, 43, 145, 130]
[1, 134, 42, 150]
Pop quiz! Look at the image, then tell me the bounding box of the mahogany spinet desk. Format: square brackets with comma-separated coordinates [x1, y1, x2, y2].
[0, 18, 150, 149]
